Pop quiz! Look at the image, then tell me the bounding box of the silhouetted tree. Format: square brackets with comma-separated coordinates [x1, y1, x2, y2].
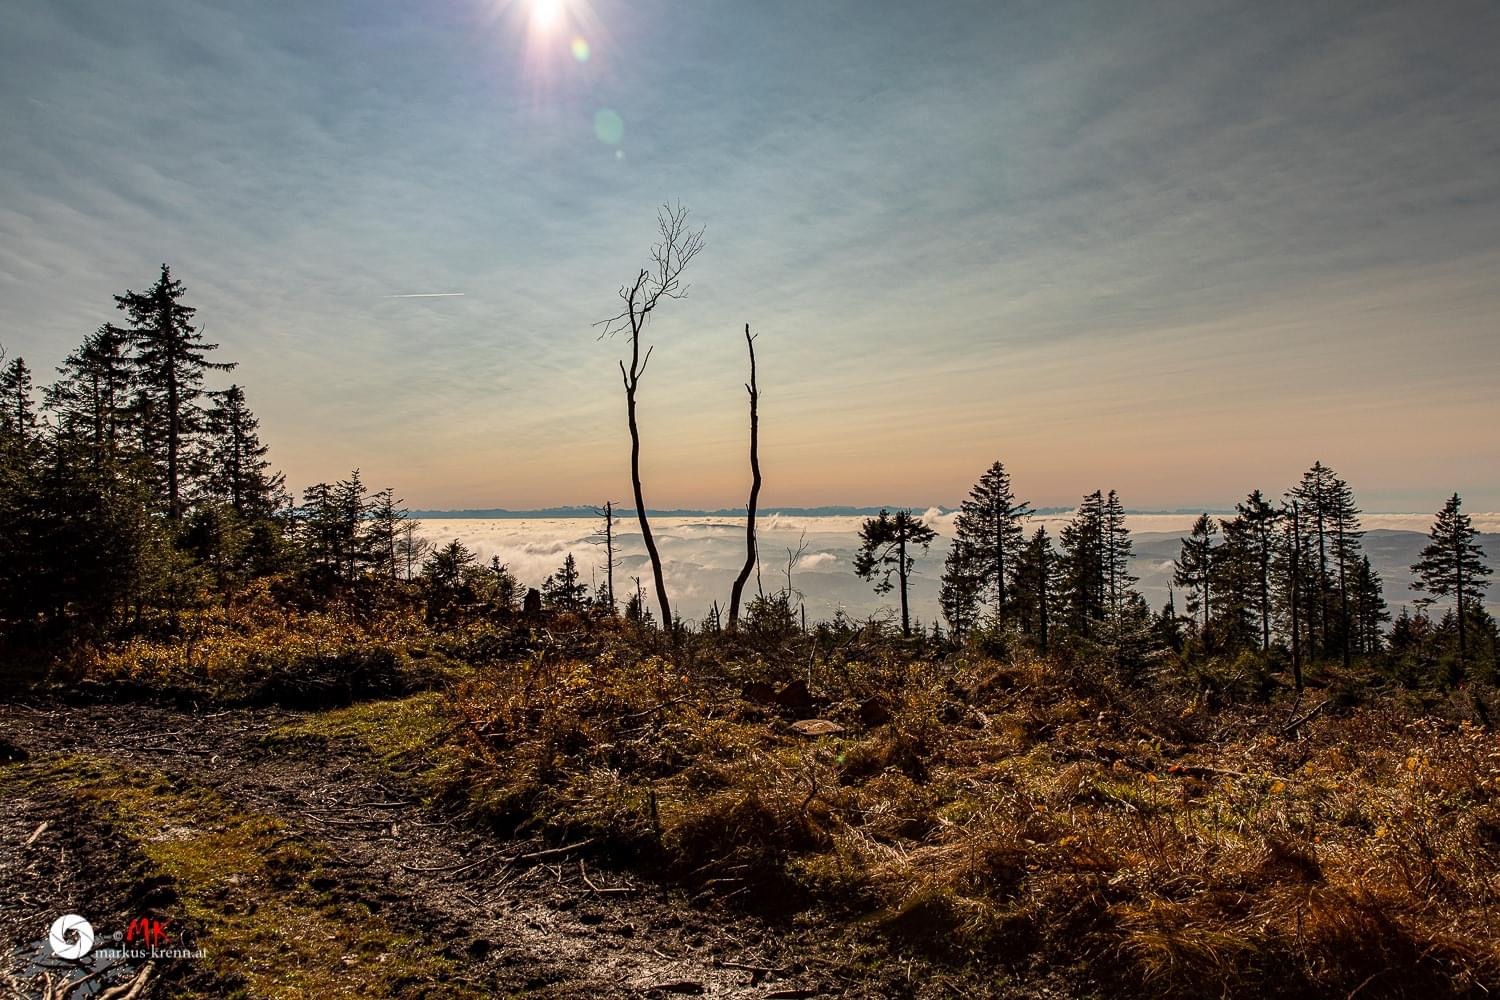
[597, 203, 705, 631]
[948, 460, 1030, 624]
[1058, 491, 1106, 634]
[1229, 489, 1279, 650]
[365, 488, 406, 581]
[588, 500, 620, 614]
[197, 384, 282, 516]
[1411, 493, 1491, 671]
[939, 539, 985, 640]
[1350, 555, 1389, 655]
[853, 509, 937, 637]
[1103, 490, 1136, 620]
[0, 356, 38, 453]
[1326, 473, 1364, 668]
[727, 325, 762, 633]
[543, 553, 589, 611]
[45, 326, 134, 480]
[114, 265, 235, 520]
[421, 539, 479, 625]
[1174, 514, 1218, 634]
[1012, 526, 1055, 651]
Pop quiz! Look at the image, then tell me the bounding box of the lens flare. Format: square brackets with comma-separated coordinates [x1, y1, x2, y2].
[594, 108, 624, 145]
[570, 37, 590, 62]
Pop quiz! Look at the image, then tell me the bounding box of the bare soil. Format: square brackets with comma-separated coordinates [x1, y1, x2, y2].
[0, 701, 875, 999]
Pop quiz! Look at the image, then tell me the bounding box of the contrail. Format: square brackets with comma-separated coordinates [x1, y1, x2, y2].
[384, 292, 466, 298]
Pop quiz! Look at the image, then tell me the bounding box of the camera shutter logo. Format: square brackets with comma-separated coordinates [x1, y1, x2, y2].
[48, 914, 94, 960]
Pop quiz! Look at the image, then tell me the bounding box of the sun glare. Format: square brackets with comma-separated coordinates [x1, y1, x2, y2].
[530, 0, 565, 34]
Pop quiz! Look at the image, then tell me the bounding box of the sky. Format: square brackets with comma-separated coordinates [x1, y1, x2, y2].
[1, 0, 1497, 512]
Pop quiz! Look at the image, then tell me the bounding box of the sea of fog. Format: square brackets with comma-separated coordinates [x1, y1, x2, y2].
[413, 513, 1500, 629]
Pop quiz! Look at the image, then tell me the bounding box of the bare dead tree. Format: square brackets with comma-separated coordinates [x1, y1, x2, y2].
[596, 203, 706, 631]
[726, 324, 761, 633]
[588, 500, 620, 614]
[783, 531, 809, 602]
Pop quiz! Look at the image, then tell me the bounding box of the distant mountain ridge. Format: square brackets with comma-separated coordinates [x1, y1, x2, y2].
[407, 506, 939, 519]
[406, 505, 1243, 519]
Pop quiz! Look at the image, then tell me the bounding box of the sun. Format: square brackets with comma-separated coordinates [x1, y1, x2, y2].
[530, 0, 566, 34]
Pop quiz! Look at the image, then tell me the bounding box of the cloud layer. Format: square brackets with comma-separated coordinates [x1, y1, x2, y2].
[418, 513, 1500, 628]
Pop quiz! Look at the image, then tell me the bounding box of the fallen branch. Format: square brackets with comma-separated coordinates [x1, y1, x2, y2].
[1282, 699, 1329, 735]
[96, 962, 155, 1000]
[517, 838, 595, 862]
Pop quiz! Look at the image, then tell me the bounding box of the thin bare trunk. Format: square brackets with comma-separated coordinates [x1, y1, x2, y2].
[623, 334, 671, 629]
[727, 325, 761, 632]
[898, 530, 910, 637]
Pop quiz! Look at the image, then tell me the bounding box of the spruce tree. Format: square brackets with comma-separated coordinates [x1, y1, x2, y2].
[1289, 462, 1336, 655]
[542, 553, 589, 611]
[1411, 493, 1491, 670]
[1057, 491, 1106, 634]
[1214, 514, 1261, 649]
[1012, 526, 1054, 651]
[1326, 473, 1364, 668]
[949, 461, 1031, 623]
[365, 488, 406, 581]
[331, 470, 371, 585]
[1103, 489, 1137, 619]
[853, 509, 938, 637]
[1350, 555, 1389, 655]
[1173, 514, 1218, 633]
[421, 539, 478, 624]
[0, 356, 39, 449]
[114, 264, 235, 520]
[1231, 489, 1279, 650]
[44, 326, 135, 480]
[198, 385, 281, 516]
[939, 540, 985, 640]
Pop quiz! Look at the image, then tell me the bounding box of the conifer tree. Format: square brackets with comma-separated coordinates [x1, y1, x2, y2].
[420, 539, 478, 624]
[938, 540, 984, 640]
[1214, 515, 1261, 649]
[543, 553, 589, 611]
[45, 326, 135, 479]
[331, 470, 371, 584]
[1411, 493, 1491, 670]
[1230, 489, 1279, 650]
[365, 488, 406, 581]
[1012, 526, 1055, 651]
[1173, 514, 1218, 632]
[1287, 461, 1364, 662]
[1102, 489, 1137, 619]
[114, 265, 235, 520]
[1057, 491, 1106, 634]
[198, 385, 281, 516]
[1326, 473, 1364, 668]
[1350, 555, 1389, 655]
[853, 509, 938, 637]
[0, 356, 38, 451]
[948, 461, 1031, 622]
[1289, 461, 1336, 654]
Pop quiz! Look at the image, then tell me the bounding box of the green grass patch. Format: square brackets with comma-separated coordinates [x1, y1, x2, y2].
[1, 754, 482, 1000]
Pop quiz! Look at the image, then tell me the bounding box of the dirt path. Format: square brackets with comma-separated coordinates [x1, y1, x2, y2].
[0, 701, 839, 999]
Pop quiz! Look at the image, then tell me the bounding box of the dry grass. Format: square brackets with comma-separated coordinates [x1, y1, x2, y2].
[435, 638, 1500, 997]
[67, 583, 469, 704]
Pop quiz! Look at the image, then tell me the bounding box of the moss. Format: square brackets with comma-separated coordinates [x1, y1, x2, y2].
[1, 753, 482, 1000]
[265, 692, 457, 774]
